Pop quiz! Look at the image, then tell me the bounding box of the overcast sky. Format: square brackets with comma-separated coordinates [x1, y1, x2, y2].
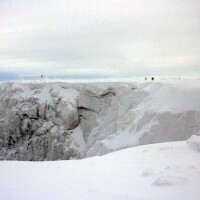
[0, 0, 199, 77]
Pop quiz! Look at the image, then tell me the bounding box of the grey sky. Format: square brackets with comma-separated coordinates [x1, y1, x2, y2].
[0, 0, 200, 77]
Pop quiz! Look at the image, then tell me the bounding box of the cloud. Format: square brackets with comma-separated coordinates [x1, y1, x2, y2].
[0, 0, 200, 77]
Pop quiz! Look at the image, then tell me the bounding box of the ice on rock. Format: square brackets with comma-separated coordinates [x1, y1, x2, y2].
[21, 105, 39, 119]
[0, 80, 200, 160]
[21, 118, 32, 134]
[38, 103, 46, 119]
[56, 102, 79, 130]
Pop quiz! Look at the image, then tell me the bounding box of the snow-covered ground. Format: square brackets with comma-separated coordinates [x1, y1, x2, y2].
[0, 136, 200, 200]
[0, 79, 200, 199]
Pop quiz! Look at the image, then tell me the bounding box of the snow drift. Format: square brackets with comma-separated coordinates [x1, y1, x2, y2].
[0, 79, 200, 160]
[0, 137, 200, 200]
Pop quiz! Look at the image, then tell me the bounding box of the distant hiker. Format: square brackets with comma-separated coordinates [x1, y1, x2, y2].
[145, 77, 147, 80]
[151, 77, 154, 81]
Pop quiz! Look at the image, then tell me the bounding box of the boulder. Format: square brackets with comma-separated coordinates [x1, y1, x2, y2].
[21, 105, 39, 119]
[21, 118, 32, 134]
[39, 103, 46, 119]
[56, 102, 78, 130]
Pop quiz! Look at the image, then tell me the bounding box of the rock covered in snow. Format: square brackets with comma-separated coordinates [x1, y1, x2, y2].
[0, 79, 200, 160]
[56, 102, 78, 130]
[38, 103, 46, 119]
[21, 105, 39, 119]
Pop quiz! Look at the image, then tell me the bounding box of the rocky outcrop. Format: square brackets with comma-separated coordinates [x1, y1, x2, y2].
[0, 80, 200, 160]
[78, 89, 115, 141]
[0, 82, 118, 160]
[56, 102, 79, 130]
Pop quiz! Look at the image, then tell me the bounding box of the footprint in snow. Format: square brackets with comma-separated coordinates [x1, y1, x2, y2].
[142, 149, 149, 153]
[141, 169, 154, 176]
[152, 175, 188, 186]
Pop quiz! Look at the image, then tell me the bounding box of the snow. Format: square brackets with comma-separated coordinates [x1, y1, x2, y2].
[1, 79, 200, 159]
[70, 126, 86, 153]
[142, 80, 200, 113]
[0, 138, 200, 200]
[0, 78, 200, 199]
[86, 79, 200, 155]
[187, 135, 200, 152]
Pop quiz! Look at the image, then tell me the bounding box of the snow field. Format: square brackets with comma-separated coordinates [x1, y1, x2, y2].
[0, 137, 200, 200]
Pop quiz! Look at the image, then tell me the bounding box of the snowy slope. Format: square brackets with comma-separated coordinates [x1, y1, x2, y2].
[0, 136, 200, 200]
[86, 79, 200, 156]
